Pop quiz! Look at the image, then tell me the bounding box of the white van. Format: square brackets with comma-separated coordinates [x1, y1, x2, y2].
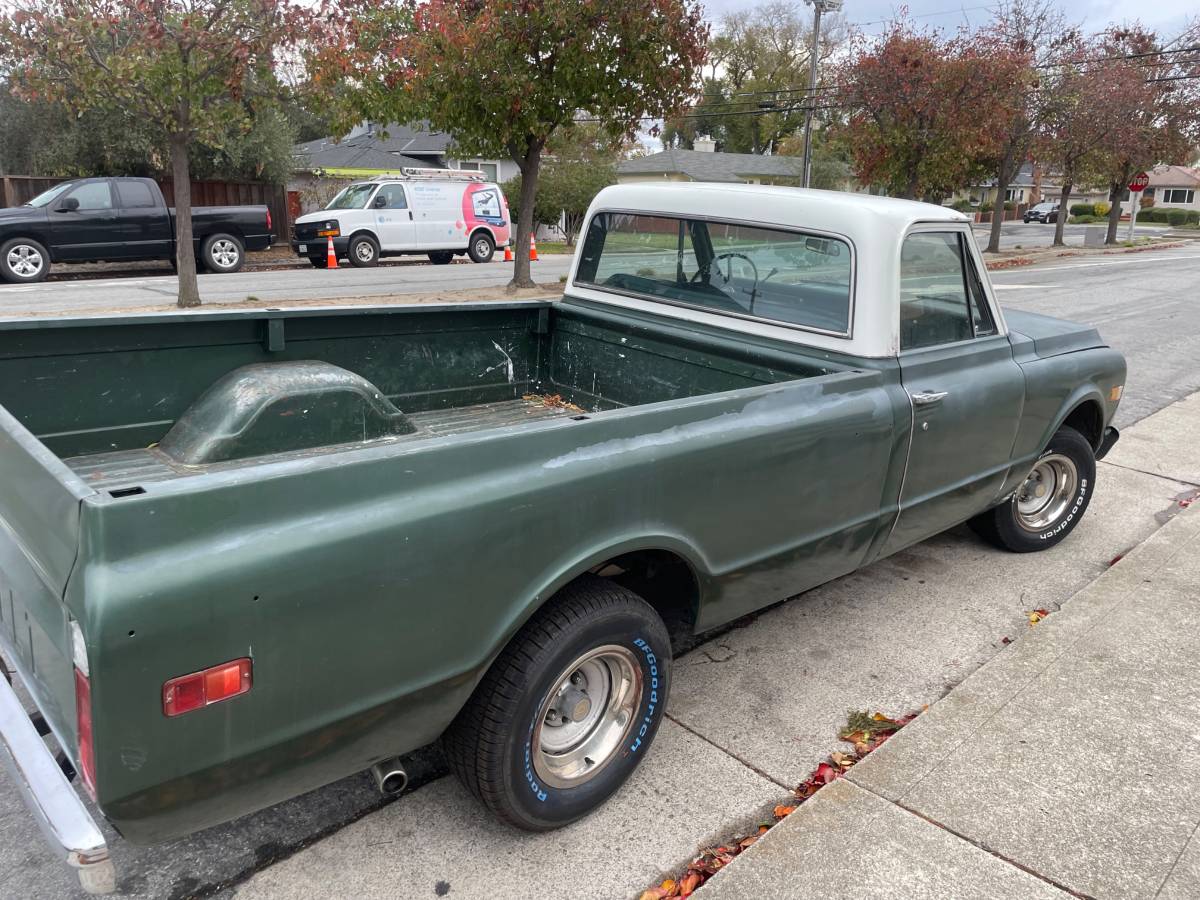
[291, 168, 512, 267]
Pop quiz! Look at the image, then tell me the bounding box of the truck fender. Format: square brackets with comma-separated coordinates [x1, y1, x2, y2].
[473, 534, 711, 680]
[1043, 385, 1108, 453]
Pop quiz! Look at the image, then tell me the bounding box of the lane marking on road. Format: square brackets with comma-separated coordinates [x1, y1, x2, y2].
[993, 253, 1200, 276]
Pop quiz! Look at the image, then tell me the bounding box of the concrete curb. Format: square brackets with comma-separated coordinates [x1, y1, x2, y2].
[697, 499, 1199, 897]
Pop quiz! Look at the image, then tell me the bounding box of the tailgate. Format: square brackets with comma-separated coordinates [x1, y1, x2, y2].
[0, 403, 93, 746]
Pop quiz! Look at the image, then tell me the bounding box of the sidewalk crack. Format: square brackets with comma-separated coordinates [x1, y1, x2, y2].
[1153, 814, 1200, 898]
[664, 713, 792, 790]
[863, 785, 1095, 900]
[1099, 459, 1200, 488]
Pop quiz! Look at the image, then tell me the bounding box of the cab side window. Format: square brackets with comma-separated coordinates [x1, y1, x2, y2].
[899, 231, 994, 350]
[64, 181, 114, 211]
[373, 185, 408, 210]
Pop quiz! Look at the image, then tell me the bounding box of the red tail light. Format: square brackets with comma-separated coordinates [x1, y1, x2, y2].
[163, 658, 252, 717]
[266, 207, 273, 232]
[74, 667, 97, 799]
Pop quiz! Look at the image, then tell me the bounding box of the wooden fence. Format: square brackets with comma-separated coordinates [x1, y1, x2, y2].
[1, 175, 289, 239]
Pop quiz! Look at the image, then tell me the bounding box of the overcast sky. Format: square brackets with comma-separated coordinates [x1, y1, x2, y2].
[701, 0, 1196, 41]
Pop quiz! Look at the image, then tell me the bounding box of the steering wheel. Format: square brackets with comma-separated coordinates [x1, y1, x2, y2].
[691, 251, 759, 285]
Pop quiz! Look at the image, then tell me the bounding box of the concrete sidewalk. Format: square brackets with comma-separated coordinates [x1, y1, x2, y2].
[700, 481, 1200, 897]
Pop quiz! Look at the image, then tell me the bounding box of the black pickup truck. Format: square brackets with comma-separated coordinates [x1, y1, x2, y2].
[0, 176, 274, 284]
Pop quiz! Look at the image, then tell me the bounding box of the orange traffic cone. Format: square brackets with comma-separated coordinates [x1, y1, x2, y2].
[326, 235, 338, 269]
[529, 235, 539, 261]
[503, 243, 513, 262]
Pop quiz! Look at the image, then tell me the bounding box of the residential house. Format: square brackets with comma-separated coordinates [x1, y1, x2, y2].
[290, 122, 519, 214]
[616, 139, 803, 185]
[1121, 165, 1200, 216]
[947, 162, 1108, 212]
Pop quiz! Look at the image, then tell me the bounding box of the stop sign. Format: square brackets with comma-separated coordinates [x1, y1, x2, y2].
[1129, 171, 1150, 192]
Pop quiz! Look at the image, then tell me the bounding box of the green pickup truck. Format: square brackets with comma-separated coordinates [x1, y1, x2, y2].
[0, 184, 1124, 893]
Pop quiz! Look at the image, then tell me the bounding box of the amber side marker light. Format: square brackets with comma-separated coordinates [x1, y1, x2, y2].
[1109, 385, 1124, 402]
[163, 658, 252, 717]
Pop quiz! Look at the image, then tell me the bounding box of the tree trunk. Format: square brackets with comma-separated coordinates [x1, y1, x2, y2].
[510, 148, 542, 290]
[986, 151, 1016, 254]
[169, 133, 201, 308]
[1053, 181, 1071, 247]
[1104, 162, 1130, 245]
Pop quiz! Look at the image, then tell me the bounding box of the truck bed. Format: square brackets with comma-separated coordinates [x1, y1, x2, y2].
[1, 300, 845, 494]
[63, 396, 588, 491]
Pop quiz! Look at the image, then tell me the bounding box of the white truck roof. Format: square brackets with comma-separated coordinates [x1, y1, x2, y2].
[566, 182, 994, 358]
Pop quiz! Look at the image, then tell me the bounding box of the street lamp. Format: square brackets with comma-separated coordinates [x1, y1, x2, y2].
[800, 0, 842, 189]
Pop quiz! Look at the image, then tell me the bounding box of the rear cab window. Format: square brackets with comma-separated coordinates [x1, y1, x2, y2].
[899, 231, 996, 350]
[115, 181, 157, 209]
[575, 212, 854, 336]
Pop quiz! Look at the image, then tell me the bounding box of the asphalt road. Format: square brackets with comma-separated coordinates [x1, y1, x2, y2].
[970, 219, 1172, 251]
[0, 244, 1197, 899]
[0, 256, 577, 315]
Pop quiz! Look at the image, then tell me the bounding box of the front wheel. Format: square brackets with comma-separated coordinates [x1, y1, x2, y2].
[969, 425, 1096, 552]
[1, 237, 50, 284]
[467, 231, 495, 264]
[348, 234, 379, 268]
[201, 233, 245, 274]
[428, 250, 454, 265]
[444, 575, 670, 831]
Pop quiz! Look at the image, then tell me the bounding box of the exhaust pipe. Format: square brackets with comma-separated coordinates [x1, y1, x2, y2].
[371, 758, 408, 795]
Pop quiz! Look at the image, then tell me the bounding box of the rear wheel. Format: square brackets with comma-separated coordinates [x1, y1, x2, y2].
[428, 250, 454, 265]
[348, 234, 379, 267]
[467, 231, 495, 264]
[1, 237, 50, 283]
[969, 425, 1095, 552]
[444, 575, 670, 831]
[202, 233, 244, 274]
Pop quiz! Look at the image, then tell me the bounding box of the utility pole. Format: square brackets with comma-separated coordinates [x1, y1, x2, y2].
[800, 0, 841, 188]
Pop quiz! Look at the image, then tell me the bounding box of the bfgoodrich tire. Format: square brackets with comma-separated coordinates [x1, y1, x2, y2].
[970, 425, 1096, 552]
[1, 237, 51, 283]
[444, 575, 670, 831]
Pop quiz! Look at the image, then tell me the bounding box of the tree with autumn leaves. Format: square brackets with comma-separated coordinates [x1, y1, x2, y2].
[309, 0, 707, 290]
[0, 0, 312, 307]
[833, 22, 1024, 203]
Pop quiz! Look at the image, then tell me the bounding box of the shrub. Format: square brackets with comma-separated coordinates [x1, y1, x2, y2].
[1139, 207, 1166, 223]
[950, 198, 973, 212]
[1003, 201, 1016, 211]
[1186, 211, 1200, 225]
[1167, 209, 1188, 226]
[1070, 203, 1094, 216]
[1094, 201, 1111, 217]
[1069, 214, 1103, 224]
[980, 201, 994, 212]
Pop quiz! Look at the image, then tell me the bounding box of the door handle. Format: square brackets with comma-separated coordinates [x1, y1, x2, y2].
[911, 390, 949, 406]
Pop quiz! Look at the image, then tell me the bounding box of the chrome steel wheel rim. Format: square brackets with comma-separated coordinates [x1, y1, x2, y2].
[1015, 453, 1078, 531]
[532, 645, 642, 789]
[355, 241, 375, 263]
[7, 244, 43, 278]
[474, 238, 490, 259]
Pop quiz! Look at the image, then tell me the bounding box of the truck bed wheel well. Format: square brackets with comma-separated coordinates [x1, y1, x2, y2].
[1062, 400, 1103, 449]
[587, 550, 699, 650]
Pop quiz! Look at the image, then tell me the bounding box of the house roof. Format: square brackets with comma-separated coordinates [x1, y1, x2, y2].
[293, 123, 452, 173]
[1147, 165, 1200, 188]
[616, 148, 802, 183]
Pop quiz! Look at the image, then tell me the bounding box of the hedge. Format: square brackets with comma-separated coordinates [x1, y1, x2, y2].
[1070, 203, 1094, 216]
[1138, 207, 1198, 225]
[1069, 214, 1104, 224]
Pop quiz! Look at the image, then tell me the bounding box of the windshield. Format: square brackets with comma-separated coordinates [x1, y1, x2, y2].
[25, 182, 75, 208]
[325, 183, 377, 210]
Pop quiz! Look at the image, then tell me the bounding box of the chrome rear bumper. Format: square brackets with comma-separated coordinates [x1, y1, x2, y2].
[0, 661, 115, 895]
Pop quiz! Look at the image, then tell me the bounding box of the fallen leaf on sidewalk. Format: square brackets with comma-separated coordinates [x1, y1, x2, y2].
[1027, 608, 1051, 625]
[641, 708, 922, 899]
[1001, 636, 1012, 645]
